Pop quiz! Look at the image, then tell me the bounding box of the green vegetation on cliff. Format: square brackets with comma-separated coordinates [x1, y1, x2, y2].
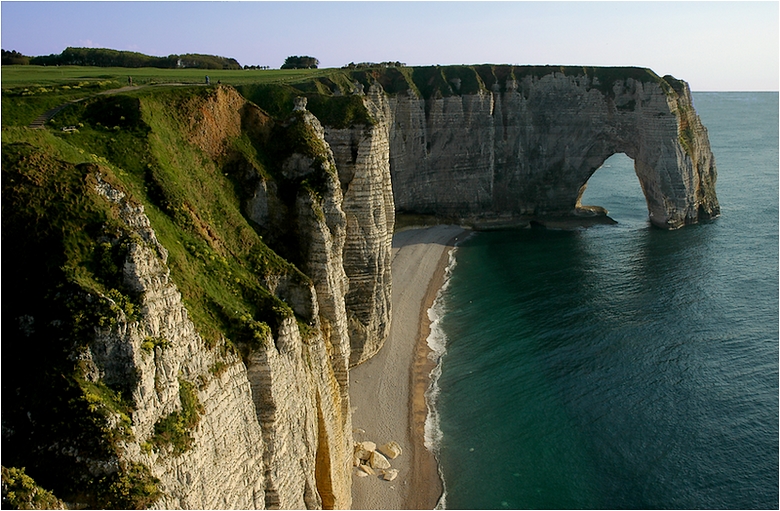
[235, 82, 375, 128]
[146, 380, 205, 455]
[2, 134, 155, 507]
[362, 64, 669, 99]
[1, 467, 64, 509]
[1, 79, 342, 506]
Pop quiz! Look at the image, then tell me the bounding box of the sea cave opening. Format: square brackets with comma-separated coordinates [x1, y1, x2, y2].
[578, 153, 650, 226]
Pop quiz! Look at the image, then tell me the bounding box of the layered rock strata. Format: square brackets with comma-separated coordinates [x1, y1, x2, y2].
[380, 67, 719, 229]
[4, 66, 720, 511]
[273, 102, 353, 508]
[323, 84, 395, 367]
[192, 91, 355, 509]
[81, 89, 356, 509]
[91, 177, 268, 509]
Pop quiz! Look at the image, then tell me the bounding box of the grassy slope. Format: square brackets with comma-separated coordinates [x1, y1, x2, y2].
[1, 65, 335, 127]
[0, 82, 318, 507]
[21, 84, 309, 347]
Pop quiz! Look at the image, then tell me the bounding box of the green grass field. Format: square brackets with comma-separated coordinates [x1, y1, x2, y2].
[1, 64, 343, 127]
[1, 64, 336, 88]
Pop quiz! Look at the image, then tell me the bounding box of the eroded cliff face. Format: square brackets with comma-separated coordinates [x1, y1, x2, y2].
[381, 67, 719, 229]
[87, 168, 353, 509]
[91, 177, 268, 509]
[322, 84, 395, 367]
[3, 86, 360, 510]
[173, 90, 355, 509]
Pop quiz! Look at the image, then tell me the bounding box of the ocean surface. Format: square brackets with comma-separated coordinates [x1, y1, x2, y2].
[428, 92, 779, 509]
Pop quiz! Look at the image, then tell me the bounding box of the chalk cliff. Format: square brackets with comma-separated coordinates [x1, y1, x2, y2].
[166, 90, 355, 509]
[92, 176, 268, 509]
[155, 88, 354, 509]
[356, 65, 719, 229]
[3, 86, 357, 509]
[321, 85, 395, 367]
[2, 65, 718, 510]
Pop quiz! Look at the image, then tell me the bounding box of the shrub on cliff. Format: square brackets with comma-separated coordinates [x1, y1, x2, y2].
[1, 467, 64, 509]
[147, 380, 205, 455]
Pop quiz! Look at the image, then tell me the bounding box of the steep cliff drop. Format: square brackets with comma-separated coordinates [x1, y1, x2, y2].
[3, 86, 355, 510]
[321, 87, 395, 368]
[379, 66, 719, 229]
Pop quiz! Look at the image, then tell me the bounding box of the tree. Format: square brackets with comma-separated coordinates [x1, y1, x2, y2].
[2, 49, 30, 65]
[281, 56, 319, 70]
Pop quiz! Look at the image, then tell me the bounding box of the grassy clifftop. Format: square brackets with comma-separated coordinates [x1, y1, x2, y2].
[2, 63, 683, 127]
[255, 64, 672, 101]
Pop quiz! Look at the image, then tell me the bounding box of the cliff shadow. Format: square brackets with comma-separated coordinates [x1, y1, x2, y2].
[392, 224, 467, 250]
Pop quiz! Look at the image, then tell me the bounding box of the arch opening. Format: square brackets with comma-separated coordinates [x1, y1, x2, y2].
[577, 153, 650, 226]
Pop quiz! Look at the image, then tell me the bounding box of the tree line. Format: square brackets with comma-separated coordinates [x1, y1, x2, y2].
[3, 48, 406, 72]
[2, 49, 30, 65]
[2, 47, 242, 69]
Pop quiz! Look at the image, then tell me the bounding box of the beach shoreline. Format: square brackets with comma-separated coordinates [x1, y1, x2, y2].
[407, 232, 461, 509]
[349, 225, 467, 510]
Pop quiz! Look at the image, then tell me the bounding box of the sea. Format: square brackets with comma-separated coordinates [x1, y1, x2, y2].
[426, 92, 779, 509]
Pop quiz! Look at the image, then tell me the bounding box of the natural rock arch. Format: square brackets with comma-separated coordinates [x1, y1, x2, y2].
[574, 152, 645, 217]
[381, 67, 720, 229]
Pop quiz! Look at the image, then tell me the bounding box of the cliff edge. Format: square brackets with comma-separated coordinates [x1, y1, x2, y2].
[348, 65, 718, 229]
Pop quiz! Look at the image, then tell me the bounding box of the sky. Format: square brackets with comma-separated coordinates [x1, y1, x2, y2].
[1, 1, 777, 91]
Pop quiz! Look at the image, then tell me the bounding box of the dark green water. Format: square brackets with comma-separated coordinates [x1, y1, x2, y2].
[431, 93, 779, 509]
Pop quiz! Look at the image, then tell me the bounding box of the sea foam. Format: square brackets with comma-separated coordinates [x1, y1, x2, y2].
[424, 233, 471, 510]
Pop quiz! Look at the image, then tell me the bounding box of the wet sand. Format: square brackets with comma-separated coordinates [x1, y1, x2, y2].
[350, 225, 467, 509]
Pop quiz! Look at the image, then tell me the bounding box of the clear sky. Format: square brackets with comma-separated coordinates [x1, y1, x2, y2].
[1, 1, 777, 91]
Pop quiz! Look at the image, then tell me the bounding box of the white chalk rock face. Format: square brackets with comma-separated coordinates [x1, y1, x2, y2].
[92, 178, 267, 509]
[87, 88, 356, 510]
[324, 83, 395, 367]
[382, 69, 719, 230]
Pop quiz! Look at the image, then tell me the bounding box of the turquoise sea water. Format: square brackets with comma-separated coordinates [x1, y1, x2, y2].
[431, 92, 779, 509]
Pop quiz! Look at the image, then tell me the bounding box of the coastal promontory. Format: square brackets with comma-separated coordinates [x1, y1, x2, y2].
[2, 64, 718, 509]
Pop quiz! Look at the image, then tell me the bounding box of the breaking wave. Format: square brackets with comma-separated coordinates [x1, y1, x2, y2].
[424, 234, 471, 509]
